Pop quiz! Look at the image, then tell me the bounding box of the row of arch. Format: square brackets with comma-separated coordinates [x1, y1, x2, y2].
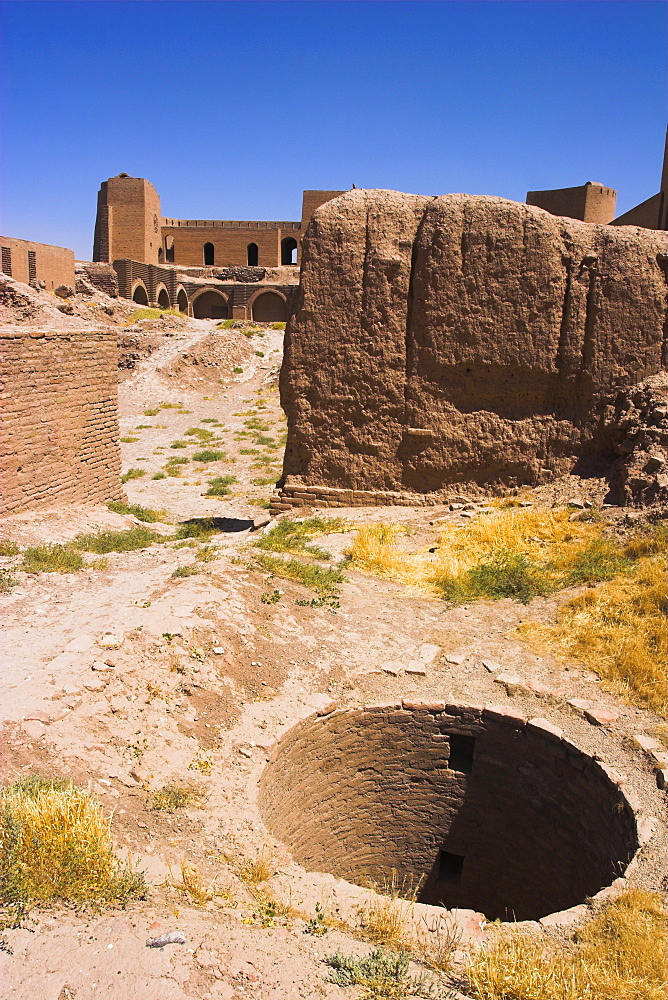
[158, 237, 299, 267]
[130, 281, 288, 322]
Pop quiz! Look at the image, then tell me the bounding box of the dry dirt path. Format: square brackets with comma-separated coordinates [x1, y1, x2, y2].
[1, 320, 666, 1000]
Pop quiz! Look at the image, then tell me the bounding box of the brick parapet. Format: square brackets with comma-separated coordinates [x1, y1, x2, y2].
[270, 482, 437, 513]
[0, 328, 124, 515]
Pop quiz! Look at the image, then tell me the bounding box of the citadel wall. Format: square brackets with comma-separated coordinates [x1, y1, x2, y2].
[526, 182, 617, 224]
[0, 236, 75, 292]
[0, 328, 124, 515]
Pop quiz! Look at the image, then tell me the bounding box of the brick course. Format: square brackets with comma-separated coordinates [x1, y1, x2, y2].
[259, 705, 639, 922]
[0, 329, 124, 515]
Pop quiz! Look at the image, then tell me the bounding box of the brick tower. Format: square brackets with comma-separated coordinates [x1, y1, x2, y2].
[93, 174, 161, 264]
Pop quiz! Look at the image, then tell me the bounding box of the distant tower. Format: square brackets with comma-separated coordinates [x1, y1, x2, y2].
[93, 174, 161, 264]
[526, 182, 617, 224]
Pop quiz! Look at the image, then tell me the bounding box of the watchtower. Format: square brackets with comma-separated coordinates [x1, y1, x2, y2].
[93, 174, 161, 265]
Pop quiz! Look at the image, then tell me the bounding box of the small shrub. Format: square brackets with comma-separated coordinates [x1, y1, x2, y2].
[150, 783, 200, 811]
[261, 588, 281, 604]
[204, 475, 236, 496]
[120, 436, 139, 443]
[217, 319, 234, 329]
[0, 777, 145, 925]
[172, 565, 200, 578]
[170, 440, 187, 448]
[196, 545, 218, 562]
[255, 517, 346, 559]
[184, 427, 214, 440]
[236, 848, 276, 886]
[200, 417, 220, 424]
[73, 526, 159, 554]
[324, 948, 435, 998]
[462, 548, 553, 604]
[143, 408, 160, 416]
[233, 367, 243, 374]
[107, 501, 167, 523]
[304, 902, 328, 937]
[255, 553, 344, 600]
[192, 449, 225, 462]
[166, 456, 189, 465]
[251, 476, 277, 486]
[0, 568, 17, 592]
[120, 468, 145, 483]
[21, 544, 84, 574]
[165, 863, 213, 906]
[271, 322, 285, 330]
[0, 541, 19, 557]
[174, 517, 226, 540]
[152, 472, 166, 480]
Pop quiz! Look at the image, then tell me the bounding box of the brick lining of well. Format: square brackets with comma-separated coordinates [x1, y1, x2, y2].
[259, 702, 648, 928]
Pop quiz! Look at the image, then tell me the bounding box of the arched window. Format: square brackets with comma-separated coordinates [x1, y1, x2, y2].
[165, 236, 175, 263]
[281, 237, 298, 265]
[132, 283, 148, 305]
[203, 242, 215, 266]
[247, 242, 259, 266]
[177, 288, 188, 314]
[158, 247, 164, 262]
[157, 288, 169, 309]
[251, 291, 288, 323]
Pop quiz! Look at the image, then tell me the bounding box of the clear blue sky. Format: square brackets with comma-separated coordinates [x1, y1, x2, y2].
[1, 0, 665, 259]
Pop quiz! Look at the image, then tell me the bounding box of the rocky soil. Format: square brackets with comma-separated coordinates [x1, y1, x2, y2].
[0, 283, 666, 999]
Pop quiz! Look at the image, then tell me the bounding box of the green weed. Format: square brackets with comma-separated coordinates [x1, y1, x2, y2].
[73, 526, 159, 554]
[255, 517, 345, 559]
[120, 436, 139, 443]
[254, 553, 344, 600]
[192, 449, 225, 462]
[205, 475, 236, 496]
[172, 564, 200, 578]
[107, 501, 167, 523]
[324, 948, 439, 999]
[21, 545, 85, 574]
[152, 472, 166, 480]
[120, 468, 145, 483]
[0, 542, 19, 557]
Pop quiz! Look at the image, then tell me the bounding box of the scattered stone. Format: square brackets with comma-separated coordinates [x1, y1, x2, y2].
[449, 503, 464, 511]
[316, 699, 337, 716]
[445, 653, 465, 665]
[494, 672, 524, 695]
[84, 678, 108, 692]
[22, 720, 46, 739]
[238, 747, 253, 759]
[528, 717, 563, 740]
[381, 661, 403, 676]
[146, 931, 186, 948]
[405, 661, 427, 676]
[632, 734, 663, 754]
[481, 659, 502, 673]
[567, 697, 593, 712]
[98, 634, 123, 649]
[518, 500, 533, 507]
[567, 499, 585, 509]
[212, 647, 226, 655]
[524, 680, 552, 697]
[23, 707, 69, 724]
[418, 643, 440, 664]
[92, 660, 114, 671]
[54, 284, 74, 298]
[65, 634, 95, 653]
[584, 707, 619, 726]
[460, 511, 474, 518]
[656, 769, 668, 790]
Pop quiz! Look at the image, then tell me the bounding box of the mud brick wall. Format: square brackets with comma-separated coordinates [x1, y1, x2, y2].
[260, 705, 638, 922]
[0, 236, 75, 292]
[1, 330, 124, 515]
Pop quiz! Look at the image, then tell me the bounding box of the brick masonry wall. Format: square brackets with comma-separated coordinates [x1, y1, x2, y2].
[0, 330, 124, 515]
[160, 224, 302, 269]
[0, 236, 75, 292]
[259, 705, 638, 922]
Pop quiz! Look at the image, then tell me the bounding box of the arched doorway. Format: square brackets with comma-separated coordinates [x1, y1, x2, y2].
[203, 243, 215, 266]
[176, 288, 188, 314]
[247, 243, 259, 266]
[157, 287, 169, 309]
[192, 290, 229, 319]
[281, 237, 298, 265]
[132, 283, 148, 305]
[165, 236, 175, 263]
[251, 291, 288, 323]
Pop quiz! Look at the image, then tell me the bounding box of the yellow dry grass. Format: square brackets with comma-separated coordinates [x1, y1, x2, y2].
[519, 552, 666, 714]
[1, 777, 144, 919]
[466, 888, 667, 1000]
[349, 510, 666, 712]
[348, 508, 602, 594]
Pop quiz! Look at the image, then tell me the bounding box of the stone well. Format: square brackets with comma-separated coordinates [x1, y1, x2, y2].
[259, 703, 639, 922]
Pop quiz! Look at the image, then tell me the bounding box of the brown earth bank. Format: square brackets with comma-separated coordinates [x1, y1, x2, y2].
[0, 278, 666, 999]
[280, 191, 668, 505]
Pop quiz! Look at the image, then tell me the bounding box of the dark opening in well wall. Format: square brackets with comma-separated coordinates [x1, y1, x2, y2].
[259, 704, 639, 922]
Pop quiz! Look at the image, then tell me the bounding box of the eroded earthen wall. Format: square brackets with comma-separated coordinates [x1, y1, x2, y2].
[0, 330, 124, 515]
[276, 191, 668, 507]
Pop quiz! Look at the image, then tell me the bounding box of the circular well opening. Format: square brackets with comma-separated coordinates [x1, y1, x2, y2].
[259, 704, 639, 922]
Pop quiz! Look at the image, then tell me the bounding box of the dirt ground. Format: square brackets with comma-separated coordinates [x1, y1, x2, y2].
[0, 286, 666, 1000]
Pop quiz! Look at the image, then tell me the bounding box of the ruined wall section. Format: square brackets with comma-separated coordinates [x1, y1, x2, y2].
[0, 329, 124, 515]
[277, 191, 667, 508]
[0, 236, 75, 292]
